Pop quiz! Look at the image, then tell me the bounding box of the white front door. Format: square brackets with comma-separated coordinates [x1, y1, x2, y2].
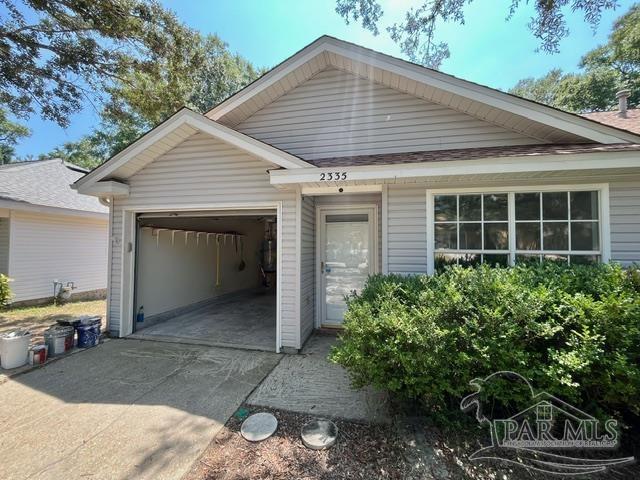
[319, 207, 376, 326]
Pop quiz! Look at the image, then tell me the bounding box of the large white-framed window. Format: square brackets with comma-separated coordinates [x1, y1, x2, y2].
[426, 184, 610, 274]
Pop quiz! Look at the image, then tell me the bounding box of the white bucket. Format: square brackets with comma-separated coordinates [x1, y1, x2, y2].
[0, 331, 32, 369]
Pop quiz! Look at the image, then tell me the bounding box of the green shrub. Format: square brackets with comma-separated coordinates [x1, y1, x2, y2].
[0, 274, 11, 307]
[330, 263, 640, 423]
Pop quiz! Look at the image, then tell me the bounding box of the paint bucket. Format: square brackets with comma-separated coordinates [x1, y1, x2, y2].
[76, 316, 101, 349]
[0, 330, 31, 369]
[29, 344, 48, 365]
[44, 325, 75, 356]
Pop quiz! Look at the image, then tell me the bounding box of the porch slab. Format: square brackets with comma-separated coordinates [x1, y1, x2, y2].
[247, 333, 390, 423]
[130, 291, 276, 351]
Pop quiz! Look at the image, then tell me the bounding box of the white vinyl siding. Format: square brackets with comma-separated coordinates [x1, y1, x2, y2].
[108, 133, 300, 348]
[0, 218, 9, 275]
[7, 212, 108, 302]
[387, 185, 429, 275]
[610, 180, 640, 265]
[236, 68, 543, 160]
[300, 196, 315, 344]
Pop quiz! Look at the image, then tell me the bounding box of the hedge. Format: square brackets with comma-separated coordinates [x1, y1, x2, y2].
[330, 262, 640, 423]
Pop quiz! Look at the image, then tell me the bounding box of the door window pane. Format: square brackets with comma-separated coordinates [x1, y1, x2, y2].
[515, 193, 540, 220]
[459, 195, 482, 221]
[570, 191, 598, 220]
[516, 223, 540, 250]
[543, 222, 569, 250]
[459, 223, 482, 249]
[484, 194, 508, 221]
[543, 192, 568, 220]
[326, 214, 368, 223]
[434, 195, 457, 221]
[484, 223, 509, 250]
[571, 222, 599, 250]
[435, 223, 457, 249]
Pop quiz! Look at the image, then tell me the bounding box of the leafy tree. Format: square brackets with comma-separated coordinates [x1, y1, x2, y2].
[45, 33, 261, 168]
[335, 0, 619, 68]
[509, 4, 640, 112]
[0, 108, 29, 164]
[0, 0, 196, 127]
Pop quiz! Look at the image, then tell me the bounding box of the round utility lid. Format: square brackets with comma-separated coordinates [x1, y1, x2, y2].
[240, 412, 278, 442]
[301, 419, 338, 450]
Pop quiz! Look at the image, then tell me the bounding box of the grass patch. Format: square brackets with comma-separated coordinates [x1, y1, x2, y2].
[0, 300, 106, 343]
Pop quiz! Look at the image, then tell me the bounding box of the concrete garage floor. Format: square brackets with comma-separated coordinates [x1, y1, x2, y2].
[131, 291, 276, 351]
[248, 333, 390, 423]
[0, 339, 280, 480]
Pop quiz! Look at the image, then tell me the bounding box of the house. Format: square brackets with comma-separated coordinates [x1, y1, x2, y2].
[0, 159, 108, 304]
[73, 36, 640, 353]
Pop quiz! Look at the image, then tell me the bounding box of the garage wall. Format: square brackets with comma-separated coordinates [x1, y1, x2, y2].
[135, 218, 264, 318]
[8, 211, 108, 302]
[108, 132, 300, 348]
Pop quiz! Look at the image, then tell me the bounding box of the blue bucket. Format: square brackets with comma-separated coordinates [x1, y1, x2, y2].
[77, 316, 101, 348]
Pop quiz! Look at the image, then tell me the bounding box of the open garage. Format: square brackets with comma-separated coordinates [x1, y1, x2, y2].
[130, 210, 278, 351]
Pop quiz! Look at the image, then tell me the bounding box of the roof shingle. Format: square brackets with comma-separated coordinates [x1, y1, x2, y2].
[582, 109, 640, 135]
[307, 143, 640, 168]
[0, 159, 107, 214]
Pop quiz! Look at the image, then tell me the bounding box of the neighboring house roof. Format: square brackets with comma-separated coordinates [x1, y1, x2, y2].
[0, 159, 108, 216]
[581, 109, 640, 135]
[308, 143, 640, 168]
[207, 36, 640, 145]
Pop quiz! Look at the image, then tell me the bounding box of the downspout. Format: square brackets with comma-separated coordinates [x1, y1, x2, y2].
[100, 196, 113, 335]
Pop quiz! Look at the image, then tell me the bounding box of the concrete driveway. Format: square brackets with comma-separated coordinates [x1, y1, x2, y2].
[0, 339, 280, 480]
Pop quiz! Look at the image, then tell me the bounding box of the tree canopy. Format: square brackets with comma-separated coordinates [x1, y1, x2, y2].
[0, 0, 196, 127]
[0, 107, 29, 164]
[336, 0, 620, 68]
[44, 32, 261, 170]
[510, 4, 640, 112]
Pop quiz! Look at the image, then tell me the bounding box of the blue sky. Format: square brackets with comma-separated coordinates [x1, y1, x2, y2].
[13, 0, 636, 157]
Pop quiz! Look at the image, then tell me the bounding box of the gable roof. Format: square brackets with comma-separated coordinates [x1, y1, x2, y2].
[74, 108, 314, 193]
[582, 109, 640, 135]
[0, 159, 107, 216]
[207, 36, 640, 145]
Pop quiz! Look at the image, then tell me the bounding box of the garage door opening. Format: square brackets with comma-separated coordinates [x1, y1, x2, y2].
[130, 210, 278, 351]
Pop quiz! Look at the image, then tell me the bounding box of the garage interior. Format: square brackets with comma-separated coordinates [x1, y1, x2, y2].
[130, 210, 277, 351]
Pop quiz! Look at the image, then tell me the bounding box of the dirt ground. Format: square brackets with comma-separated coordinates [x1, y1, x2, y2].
[0, 300, 106, 345]
[185, 406, 407, 480]
[185, 405, 639, 480]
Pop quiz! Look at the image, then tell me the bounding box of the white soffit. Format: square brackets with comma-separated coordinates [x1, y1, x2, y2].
[207, 37, 640, 145]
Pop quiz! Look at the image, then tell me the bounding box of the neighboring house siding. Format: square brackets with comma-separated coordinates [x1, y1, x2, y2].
[0, 218, 9, 275]
[610, 180, 640, 265]
[108, 133, 300, 348]
[300, 196, 315, 345]
[236, 68, 543, 160]
[8, 212, 108, 302]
